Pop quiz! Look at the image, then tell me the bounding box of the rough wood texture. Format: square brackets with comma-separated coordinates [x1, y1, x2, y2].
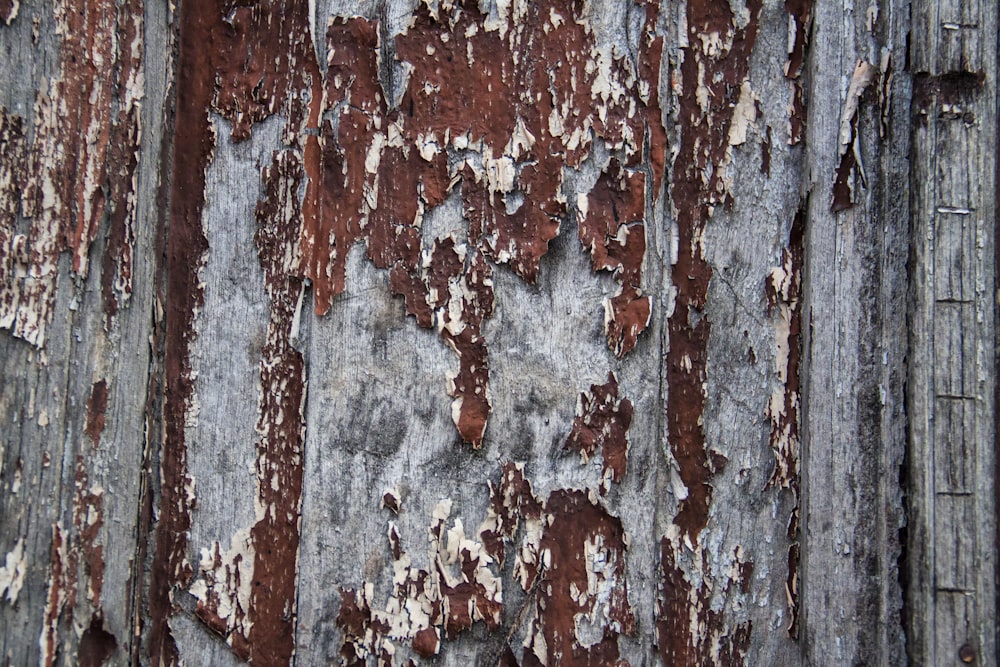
[0, 1, 169, 664]
[0, 0, 994, 665]
[908, 0, 999, 663]
[797, 0, 911, 664]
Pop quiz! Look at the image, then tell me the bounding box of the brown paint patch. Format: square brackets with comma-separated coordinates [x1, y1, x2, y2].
[521, 489, 635, 667]
[658, 0, 761, 661]
[149, 0, 213, 662]
[2, 0, 143, 346]
[246, 149, 310, 665]
[84, 380, 109, 446]
[564, 372, 634, 494]
[784, 0, 812, 145]
[579, 160, 650, 357]
[764, 208, 804, 488]
[293, 0, 662, 446]
[79, 615, 118, 667]
[39, 459, 115, 665]
[657, 538, 753, 665]
[666, 0, 761, 542]
[0, 108, 27, 332]
[101, 0, 144, 325]
[765, 207, 805, 635]
[339, 463, 634, 664]
[0, 0, 17, 24]
[337, 500, 502, 662]
[831, 61, 876, 213]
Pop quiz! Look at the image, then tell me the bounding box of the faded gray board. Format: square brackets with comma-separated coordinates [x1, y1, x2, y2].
[908, 0, 999, 663]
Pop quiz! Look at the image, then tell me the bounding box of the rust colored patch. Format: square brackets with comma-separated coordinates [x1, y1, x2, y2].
[564, 373, 634, 494]
[84, 380, 109, 446]
[657, 538, 753, 665]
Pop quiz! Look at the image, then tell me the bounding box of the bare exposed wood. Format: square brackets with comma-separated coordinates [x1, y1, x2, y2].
[908, 0, 999, 663]
[798, 0, 910, 664]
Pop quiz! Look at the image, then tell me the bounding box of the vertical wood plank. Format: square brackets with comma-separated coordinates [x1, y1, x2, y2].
[908, 0, 999, 662]
[799, 0, 910, 663]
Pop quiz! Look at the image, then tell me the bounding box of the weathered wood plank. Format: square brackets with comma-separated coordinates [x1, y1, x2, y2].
[798, 0, 909, 663]
[908, 0, 999, 661]
[0, 0, 169, 664]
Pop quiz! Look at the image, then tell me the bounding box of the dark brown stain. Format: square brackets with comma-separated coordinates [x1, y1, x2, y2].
[564, 372, 634, 494]
[84, 379, 108, 446]
[78, 615, 118, 667]
[0, 0, 17, 25]
[761, 126, 772, 177]
[912, 71, 986, 110]
[831, 145, 860, 212]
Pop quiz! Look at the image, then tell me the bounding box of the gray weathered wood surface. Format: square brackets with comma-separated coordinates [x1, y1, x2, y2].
[908, 0, 999, 664]
[0, 0, 995, 665]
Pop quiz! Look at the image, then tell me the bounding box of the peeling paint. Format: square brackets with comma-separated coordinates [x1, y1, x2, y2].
[564, 372, 634, 494]
[0, 0, 18, 25]
[339, 463, 634, 665]
[765, 207, 805, 637]
[764, 209, 803, 490]
[831, 60, 876, 213]
[659, 0, 762, 661]
[0, 537, 26, 604]
[189, 529, 255, 657]
[38, 458, 115, 666]
[783, 0, 812, 145]
[578, 161, 651, 358]
[247, 148, 310, 665]
[657, 530, 753, 665]
[84, 379, 109, 446]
